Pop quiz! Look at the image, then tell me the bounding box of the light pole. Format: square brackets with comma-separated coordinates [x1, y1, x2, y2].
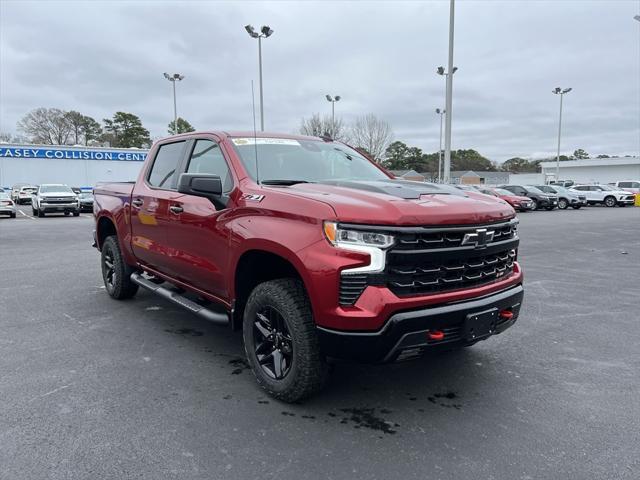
[552, 87, 572, 181]
[326, 95, 341, 138]
[435, 108, 446, 182]
[245, 24, 274, 132]
[436, 65, 457, 182]
[435, 0, 457, 183]
[163, 72, 185, 134]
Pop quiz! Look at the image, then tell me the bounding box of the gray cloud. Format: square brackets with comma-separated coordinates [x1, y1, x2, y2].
[1, 0, 638, 161]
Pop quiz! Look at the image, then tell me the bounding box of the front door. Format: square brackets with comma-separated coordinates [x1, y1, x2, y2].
[164, 138, 237, 301]
[130, 140, 187, 275]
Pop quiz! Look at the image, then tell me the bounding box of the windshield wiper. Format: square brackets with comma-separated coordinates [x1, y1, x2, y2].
[261, 179, 312, 186]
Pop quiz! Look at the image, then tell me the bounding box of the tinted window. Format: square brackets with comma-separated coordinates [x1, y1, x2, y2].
[186, 140, 233, 192]
[574, 186, 587, 191]
[148, 141, 185, 188]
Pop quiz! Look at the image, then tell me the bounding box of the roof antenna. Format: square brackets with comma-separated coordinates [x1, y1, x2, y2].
[251, 80, 260, 184]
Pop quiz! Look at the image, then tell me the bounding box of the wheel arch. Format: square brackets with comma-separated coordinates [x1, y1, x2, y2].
[96, 214, 118, 250]
[232, 247, 310, 331]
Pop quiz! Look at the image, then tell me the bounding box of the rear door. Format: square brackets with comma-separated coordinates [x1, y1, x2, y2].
[130, 140, 188, 274]
[163, 136, 237, 300]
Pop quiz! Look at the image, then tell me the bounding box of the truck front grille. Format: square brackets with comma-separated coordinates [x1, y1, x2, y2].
[338, 219, 519, 305]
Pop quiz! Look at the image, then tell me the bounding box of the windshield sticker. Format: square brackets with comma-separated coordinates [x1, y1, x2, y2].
[232, 138, 300, 146]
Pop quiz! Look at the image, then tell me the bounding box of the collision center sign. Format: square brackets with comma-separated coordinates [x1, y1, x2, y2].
[0, 146, 147, 161]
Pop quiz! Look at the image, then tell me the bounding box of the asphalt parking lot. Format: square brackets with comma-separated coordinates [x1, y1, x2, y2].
[1, 205, 639, 480]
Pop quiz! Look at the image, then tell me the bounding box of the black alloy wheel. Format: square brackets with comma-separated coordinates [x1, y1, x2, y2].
[102, 245, 117, 292]
[253, 306, 294, 380]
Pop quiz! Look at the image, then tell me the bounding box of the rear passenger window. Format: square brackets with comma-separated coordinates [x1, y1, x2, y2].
[148, 141, 186, 189]
[187, 140, 233, 192]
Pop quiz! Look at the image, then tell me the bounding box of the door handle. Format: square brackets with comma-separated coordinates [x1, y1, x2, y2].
[169, 205, 183, 214]
[131, 198, 144, 208]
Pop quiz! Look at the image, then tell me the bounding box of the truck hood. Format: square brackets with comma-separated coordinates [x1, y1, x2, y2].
[272, 179, 515, 226]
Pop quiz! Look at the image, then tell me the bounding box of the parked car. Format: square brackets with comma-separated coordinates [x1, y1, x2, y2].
[453, 184, 481, 191]
[93, 132, 524, 402]
[499, 185, 558, 210]
[31, 184, 80, 217]
[477, 187, 535, 212]
[570, 185, 635, 207]
[612, 181, 640, 194]
[549, 180, 575, 188]
[0, 191, 17, 218]
[11, 184, 37, 204]
[535, 185, 586, 210]
[78, 191, 94, 212]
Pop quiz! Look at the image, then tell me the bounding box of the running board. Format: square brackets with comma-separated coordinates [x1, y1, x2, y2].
[130, 272, 229, 325]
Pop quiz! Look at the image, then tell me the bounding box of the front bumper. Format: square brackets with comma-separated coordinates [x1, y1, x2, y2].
[537, 197, 558, 207]
[40, 202, 79, 212]
[516, 200, 534, 211]
[318, 284, 524, 363]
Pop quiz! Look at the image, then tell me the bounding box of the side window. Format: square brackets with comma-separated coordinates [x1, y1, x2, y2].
[148, 141, 186, 189]
[186, 139, 233, 192]
[591, 186, 601, 191]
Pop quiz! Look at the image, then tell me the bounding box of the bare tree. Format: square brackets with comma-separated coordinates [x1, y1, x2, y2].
[300, 113, 350, 142]
[17, 108, 73, 145]
[0, 132, 11, 142]
[349, 114, 393, 163]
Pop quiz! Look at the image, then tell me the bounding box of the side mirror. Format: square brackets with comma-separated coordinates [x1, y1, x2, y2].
[177, 173, 223, 199]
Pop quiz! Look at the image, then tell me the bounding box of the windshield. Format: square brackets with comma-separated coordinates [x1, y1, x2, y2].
[525, 186, 546, 195]
[40, 185, 74, 194]
[494, 188, 514, 196]
[21, 187, 36, 192]
[231, 138, 389, 183]
[0, 192, 9, 199]
[79, 192, 93, 198]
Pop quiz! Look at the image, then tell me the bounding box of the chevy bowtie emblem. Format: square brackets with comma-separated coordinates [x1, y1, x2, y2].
[461, 228, 494, 248]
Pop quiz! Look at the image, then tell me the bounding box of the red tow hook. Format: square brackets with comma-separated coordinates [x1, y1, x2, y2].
[427, 330, 445, 341]
[499, 310, 514, 320]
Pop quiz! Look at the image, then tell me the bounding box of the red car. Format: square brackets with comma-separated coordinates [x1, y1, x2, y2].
[93, 132, 524, 402]
[478, 187, 534, 212]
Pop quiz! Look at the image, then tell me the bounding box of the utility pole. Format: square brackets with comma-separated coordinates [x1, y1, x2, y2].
[436, 108, 445, 182]
[326, 95, 341, 138]
[443, 0, 456, 183]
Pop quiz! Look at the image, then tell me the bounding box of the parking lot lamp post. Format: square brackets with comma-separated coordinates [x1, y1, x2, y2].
[435, 108, 446, 182]
[163, 73, 185, 134]
[245, 25, 274, 131]
[552, 87, 572, 181]
[326, 95, 341, 138]
[436, 55, 457, 183]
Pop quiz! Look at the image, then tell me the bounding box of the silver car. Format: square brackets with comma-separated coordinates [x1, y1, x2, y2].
[0, 191, 17, 218]
[536, 185, 587, 210]
[31, 184, 80, 217]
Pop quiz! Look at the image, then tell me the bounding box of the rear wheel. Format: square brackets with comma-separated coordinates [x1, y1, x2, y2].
[101, 236, 139, 299]
[604, 196, 616, 207]
[243, 279, 328, 403]
[558, 198, 568, 209]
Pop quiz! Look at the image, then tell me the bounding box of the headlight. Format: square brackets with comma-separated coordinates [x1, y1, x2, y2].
[323, 221, 394, 248]
[323, 221, 394, 274]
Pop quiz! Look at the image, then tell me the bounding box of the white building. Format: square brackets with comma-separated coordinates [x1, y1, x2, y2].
[539, 157, 640, 184]
[0, 144, 148, 188]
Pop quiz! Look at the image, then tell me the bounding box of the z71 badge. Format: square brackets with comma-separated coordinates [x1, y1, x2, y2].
[241, 193, 265, 202]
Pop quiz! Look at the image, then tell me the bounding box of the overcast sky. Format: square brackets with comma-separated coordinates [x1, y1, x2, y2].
[1, 0, 639, 161]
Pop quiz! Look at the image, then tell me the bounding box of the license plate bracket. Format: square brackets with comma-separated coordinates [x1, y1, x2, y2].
[464, 308, 498, 341]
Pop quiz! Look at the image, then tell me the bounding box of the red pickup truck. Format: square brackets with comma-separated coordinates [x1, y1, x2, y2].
[93, 132, 523, 402]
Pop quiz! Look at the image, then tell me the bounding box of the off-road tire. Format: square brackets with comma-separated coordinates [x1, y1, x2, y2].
[243, 278, 328, 403]
[101, 235, 139, 300]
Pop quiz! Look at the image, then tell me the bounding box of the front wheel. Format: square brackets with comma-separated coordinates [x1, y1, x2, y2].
[38, 209, 45, 217]
[572, 205, 581, 209]
[530, 199, 538, 210]
[243, 279, 328, 403]
[101, 236, 139, 299]
[604, 196, 616, 207]
[558, 198, 568, 209]
[545, 206, 556, 211]
[73, 210, 80, 217]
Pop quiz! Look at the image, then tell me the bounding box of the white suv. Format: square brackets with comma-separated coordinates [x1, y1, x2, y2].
[612, 181, 640, 194]
[570, 185, 635, 207]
